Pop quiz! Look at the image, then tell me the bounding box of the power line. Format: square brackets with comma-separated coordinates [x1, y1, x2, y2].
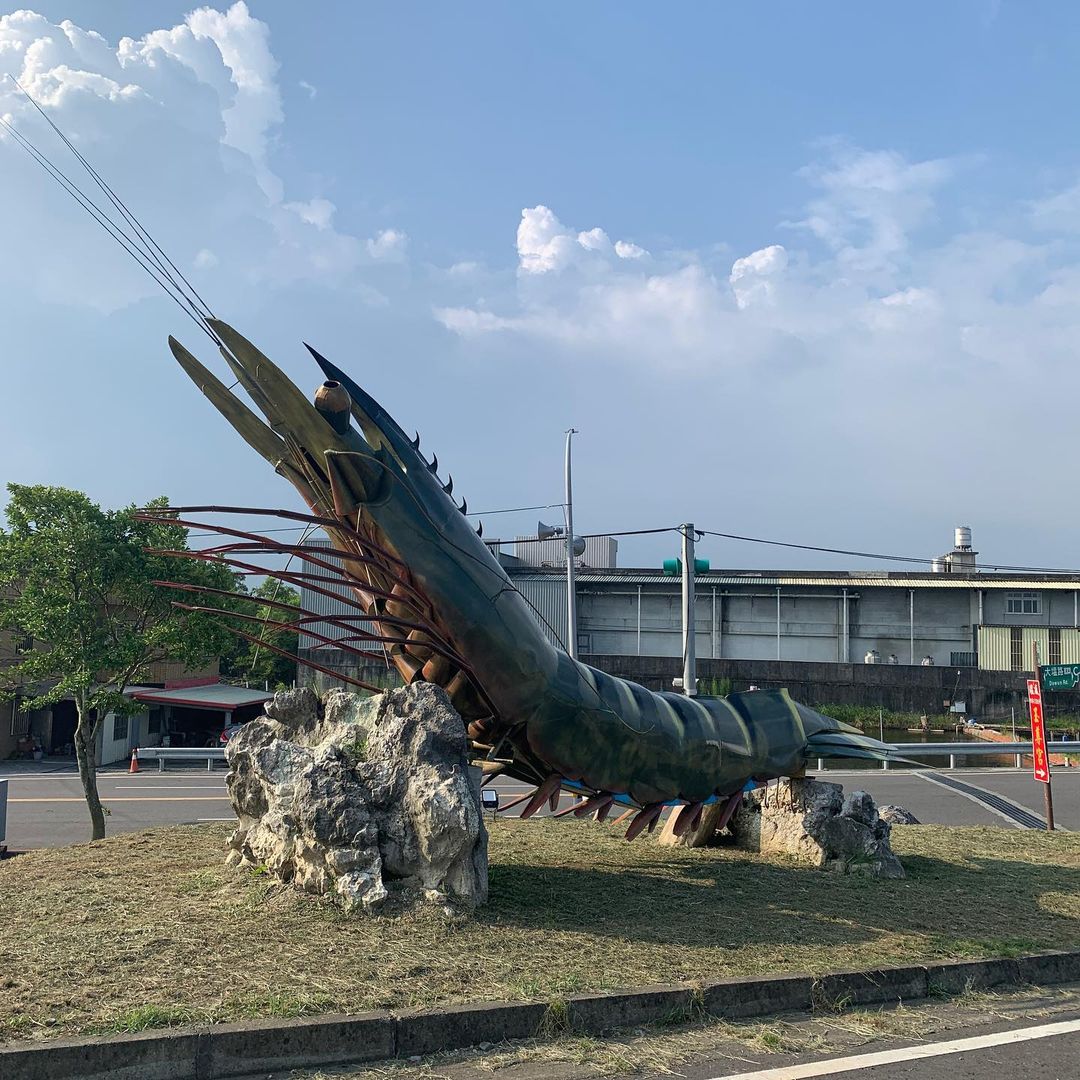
[464, 502, 565, 518]
[700, 528, 1080, 577]
[180, 515, 1080, 577]
[509, 527, 678, 545]
[186, 502, 565, 537]
[698, 529, 932, 566]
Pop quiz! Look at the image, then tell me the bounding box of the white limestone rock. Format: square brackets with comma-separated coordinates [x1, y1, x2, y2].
[879, 804, 921, 825]
[224, 683, 488, 912]
[730, 777, 905, 879]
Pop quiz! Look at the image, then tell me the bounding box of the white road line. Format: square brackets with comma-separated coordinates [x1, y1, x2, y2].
[10, 796, 232, 803]
[925, 772, 1065, 829]
[105, 785, 226, 790]
[706, 1016, 1080, 1079]
[0, 777, 223, 786]
[914, 771, 1025, 829]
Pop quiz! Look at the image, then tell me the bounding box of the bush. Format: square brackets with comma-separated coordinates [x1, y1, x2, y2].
[814, 704, 949, 732]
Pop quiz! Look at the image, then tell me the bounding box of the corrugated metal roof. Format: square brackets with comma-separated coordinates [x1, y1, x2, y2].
[129, 684, 273, 709]
[508, 569, 1080, 590]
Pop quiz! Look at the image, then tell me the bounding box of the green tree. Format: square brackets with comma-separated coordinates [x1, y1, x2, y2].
[219, 577, 300, 691]
[0, 485, 236, 840]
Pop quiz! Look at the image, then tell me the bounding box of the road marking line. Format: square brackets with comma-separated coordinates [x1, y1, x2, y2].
[930, 772, 1058, 829]
[705, 1016, 1080, 1079]
[196, 817, 236, 821]
[916, 771, 1060, 830]
[10, 797, 232, 803]
[914, 771, 1025, 829]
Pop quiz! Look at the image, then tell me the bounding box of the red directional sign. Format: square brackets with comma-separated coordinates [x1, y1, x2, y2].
[1027, 678, 1050, 784]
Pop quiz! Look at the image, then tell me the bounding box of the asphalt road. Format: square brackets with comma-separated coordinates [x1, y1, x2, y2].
[0, 767, 234, 849]
[638, 1011, 1080, 1080]
[298, 984, 1080, 1080]
[1, 766, 1076, 849]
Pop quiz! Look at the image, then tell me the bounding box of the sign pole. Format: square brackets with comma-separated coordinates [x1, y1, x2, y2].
[1030, 642, 1055, 831]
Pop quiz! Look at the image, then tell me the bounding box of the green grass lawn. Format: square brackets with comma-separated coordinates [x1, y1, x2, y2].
[1, 819, 1078, 1043]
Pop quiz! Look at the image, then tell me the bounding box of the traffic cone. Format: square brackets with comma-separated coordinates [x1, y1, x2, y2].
[129, 747, 139, 774]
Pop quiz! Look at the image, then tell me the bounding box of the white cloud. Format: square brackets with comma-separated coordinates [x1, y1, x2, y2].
[285, 196, 335, 230]
[516, 205, 651, 274]
[879, 286, 934, 308]
[298, 78, 316, 99]
[517, 206, 578, 273]
[789, 143, 956, 273]
[0, 4, 369, 311]
[123, 1, 283, 201]
[193, 247, 218, 269]
[729, 244, 787, 309]
[435, 144, 1080, 386]
[577, 227, 611, 252]
[366, 227, 408, 261]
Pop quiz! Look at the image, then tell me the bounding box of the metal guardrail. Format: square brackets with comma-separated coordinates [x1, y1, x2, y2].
[818, 741, 1080, 771]
[136, 747, 226, 772]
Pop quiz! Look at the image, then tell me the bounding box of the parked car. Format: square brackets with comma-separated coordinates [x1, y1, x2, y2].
[219, 721, 246, 745]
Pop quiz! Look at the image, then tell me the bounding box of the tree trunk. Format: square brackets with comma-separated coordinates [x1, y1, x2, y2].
[74, 703, 106, 841]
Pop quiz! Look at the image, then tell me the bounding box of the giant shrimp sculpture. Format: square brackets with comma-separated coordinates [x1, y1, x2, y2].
[151, 320, 898, 840]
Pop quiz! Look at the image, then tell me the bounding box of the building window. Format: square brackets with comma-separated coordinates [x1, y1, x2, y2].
[9, 704, 29, 737]
[147, 709, 161, 736]
[1009, 627, 1023, 672]
[112, 714, 129, 743]
[1050, 627, 1062, 665]
[1006, 592, 1041, 615]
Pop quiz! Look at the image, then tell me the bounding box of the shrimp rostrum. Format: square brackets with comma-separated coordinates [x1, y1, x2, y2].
[154, 320, 899, 840]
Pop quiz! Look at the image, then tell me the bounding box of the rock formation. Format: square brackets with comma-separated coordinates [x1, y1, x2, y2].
[224, 683, 488, 912]
[879, 804, 920, 825]
[730, 778, 905, 878]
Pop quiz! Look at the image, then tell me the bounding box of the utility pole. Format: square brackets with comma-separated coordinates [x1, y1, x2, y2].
[681, 522, 697, 696]
[565, 429, 579, 660]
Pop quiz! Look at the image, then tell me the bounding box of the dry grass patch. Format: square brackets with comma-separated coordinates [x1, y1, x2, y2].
[1, 820, 1078, 1043]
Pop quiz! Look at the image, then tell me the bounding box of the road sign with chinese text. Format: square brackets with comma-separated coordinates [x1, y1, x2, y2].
[1027, 678, 1050, 784]
[1040, 663, 1080, 691]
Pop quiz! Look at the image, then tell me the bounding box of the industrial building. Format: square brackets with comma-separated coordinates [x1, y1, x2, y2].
[489, 526, 1080, 672]
[296, 527, 1080, 712]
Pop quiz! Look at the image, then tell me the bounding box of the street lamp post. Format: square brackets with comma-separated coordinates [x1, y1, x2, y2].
[565, 428, 579, 660]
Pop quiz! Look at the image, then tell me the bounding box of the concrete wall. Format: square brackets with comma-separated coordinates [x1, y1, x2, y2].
[97, 710, 148, 767]
[297, 649, 403, 695]
[848, 587, 973, 666]
[576, 584, 979, 667]
[980, 587, 1080, 627]
[581, 653, 1050, 715]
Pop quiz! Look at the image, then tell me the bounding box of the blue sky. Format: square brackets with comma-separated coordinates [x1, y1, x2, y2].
[3, 2, 1080, 570]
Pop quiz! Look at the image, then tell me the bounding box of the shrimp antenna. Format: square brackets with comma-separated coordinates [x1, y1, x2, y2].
[0, 75, 219, 344]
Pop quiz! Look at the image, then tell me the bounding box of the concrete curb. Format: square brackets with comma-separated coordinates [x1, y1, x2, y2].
[3, 950, 1079, 1080]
